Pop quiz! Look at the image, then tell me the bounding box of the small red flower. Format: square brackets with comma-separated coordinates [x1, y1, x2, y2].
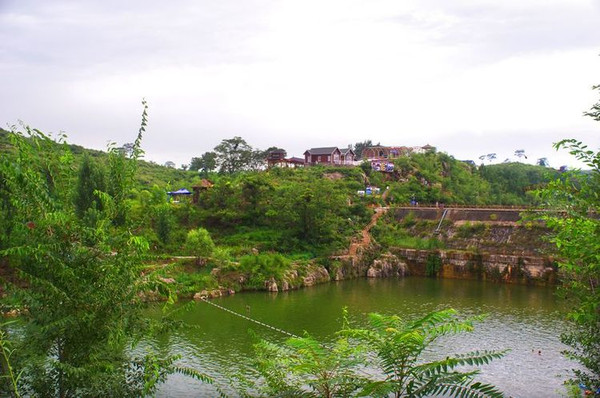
[25, 221, 36, 230]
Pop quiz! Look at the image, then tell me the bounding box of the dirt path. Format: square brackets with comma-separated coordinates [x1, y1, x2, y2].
[347, 189, 390, 257]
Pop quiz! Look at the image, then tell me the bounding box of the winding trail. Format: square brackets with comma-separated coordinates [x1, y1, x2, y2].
[345, 189, 390, 258]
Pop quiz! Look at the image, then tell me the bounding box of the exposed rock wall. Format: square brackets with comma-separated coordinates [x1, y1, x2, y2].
[366, 253, 407, 278]
[391, 248, 557, 285]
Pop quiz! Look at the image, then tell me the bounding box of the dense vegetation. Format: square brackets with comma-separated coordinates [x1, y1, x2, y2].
[383, 151, 558, 206]
[0, 106, 584, 396]
[0, 123, 562, 299]
[0, 111, 209, 397]
[538, 139, 600, 393]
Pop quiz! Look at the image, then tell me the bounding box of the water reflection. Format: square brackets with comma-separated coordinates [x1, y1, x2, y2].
[154, 278, 573, 398]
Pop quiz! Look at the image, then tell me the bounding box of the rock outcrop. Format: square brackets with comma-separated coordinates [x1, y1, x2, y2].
[367, 253, 407, 278]
[303, 265, 330, 286]
[392, 248, 557, 284]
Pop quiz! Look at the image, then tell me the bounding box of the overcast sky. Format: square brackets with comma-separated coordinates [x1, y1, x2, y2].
[1, 0, 600, 168]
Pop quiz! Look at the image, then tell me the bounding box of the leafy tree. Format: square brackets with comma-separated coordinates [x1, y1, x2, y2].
[118, 142, 135, 157]
[73, 153, 106, 219]
[154, 204, 174, 246]
[214, 136, 254, 174]
[252, 332, 364, 397]
[538, 138, 600, 393]
[0, 103, 209, 396]
[190, 151, 217, 174]
[164, 160, 176, 168]
[536, 157, 549, 167]
[514, 149, 527, 160]
[353, 140, 374, 159]
[584, 84, 600, 121]
[239, 174, 274, 226]
[185, 228, 215, 265]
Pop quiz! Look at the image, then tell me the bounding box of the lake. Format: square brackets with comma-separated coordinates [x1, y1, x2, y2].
[154, 277, 575, 397]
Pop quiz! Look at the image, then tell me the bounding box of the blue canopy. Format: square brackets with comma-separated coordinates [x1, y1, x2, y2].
[167, 188, 191, 196]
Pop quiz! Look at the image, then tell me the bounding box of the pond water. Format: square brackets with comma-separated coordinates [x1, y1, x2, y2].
[153, 277, 575, 397]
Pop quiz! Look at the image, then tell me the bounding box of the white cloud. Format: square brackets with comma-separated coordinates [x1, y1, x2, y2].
[1, 0, 599, 168]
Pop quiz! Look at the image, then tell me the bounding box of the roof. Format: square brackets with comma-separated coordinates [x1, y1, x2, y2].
[192, 179, 214, 189]
[287, 157, 305, 164]
[341, 148, 355, 156]
[304, 147, 340, 155]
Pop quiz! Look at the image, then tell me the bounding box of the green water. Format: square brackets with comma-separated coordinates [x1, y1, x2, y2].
[155, 277, 575, 397]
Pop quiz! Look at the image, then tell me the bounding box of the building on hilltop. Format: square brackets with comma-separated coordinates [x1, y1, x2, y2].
[362, 146, 412, 161]
[362, 144, 436, 161]
[304, 147, 341, 165]
[286, 157, 306, 167]
[340, 146, 356, 165]
[266, 149, 306, 168]
[303, 146, 355, 166]
[266, 149, 288, 168]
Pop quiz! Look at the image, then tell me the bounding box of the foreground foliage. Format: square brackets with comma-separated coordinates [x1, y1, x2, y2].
[538, 137, 600, 394]
[0, 108, 210, 396]
[249, 309, 505, 398]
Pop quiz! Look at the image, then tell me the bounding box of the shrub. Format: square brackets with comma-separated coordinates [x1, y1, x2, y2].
[185, 228, 215, 264]
[426, 252, 442, 277]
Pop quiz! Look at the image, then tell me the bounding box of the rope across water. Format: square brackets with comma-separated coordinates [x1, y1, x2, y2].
[200, 297, 377, 380]
[200, 297, 300, 338]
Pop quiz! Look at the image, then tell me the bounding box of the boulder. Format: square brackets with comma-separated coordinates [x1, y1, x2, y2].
[367, 254, 407, 278]
[303, 266, 330, 286]
[266, 278, 278, 292]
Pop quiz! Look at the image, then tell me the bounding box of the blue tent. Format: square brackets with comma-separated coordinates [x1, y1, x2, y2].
[167, 188, 191, 196]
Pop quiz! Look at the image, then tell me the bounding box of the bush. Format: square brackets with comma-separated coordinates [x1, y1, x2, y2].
[234, 253, 293, 289]
[426, 252, 442, 277]
[185, 228, 215, 263]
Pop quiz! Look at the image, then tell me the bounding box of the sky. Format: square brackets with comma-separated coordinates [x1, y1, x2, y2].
[1, 0, 600, 169]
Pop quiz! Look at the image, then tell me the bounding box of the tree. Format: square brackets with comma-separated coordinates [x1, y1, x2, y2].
[538, 138, 600, 393]
[514, 149, 527, 160]
[536, 157, 549, 167]
[0, 103, 209, 396]
[185, 228, 215, 265]
[118, 142, 135, 157]
[252, 332, 364, 397]
[164, 160, 176, 168]
[486, 153, 497, 163]
[154, 204, 174, 246]
[190, 151, 217, 175]
[353, 140, 374, 159]
[73, 153, 106, 219]
[584, 84, 600, 121]
[535, 85, 600, 393]
[214, 136, 254, 174]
